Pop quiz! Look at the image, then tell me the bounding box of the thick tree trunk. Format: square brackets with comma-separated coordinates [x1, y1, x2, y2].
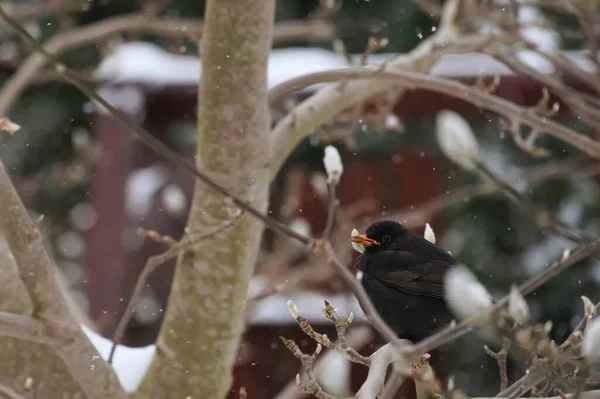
[135, 1, 275, 398]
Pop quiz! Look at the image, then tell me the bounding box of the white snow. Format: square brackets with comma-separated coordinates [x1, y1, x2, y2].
[81, 289, 366, 392]
[81, 323, 156, 393]
[518, 6, 560, 52]
[95, 42, 202, 86]
[161, 183, 188, 217]
[515, 50, 556, 74]
[95, 41, 598, 91]
[125, 164, 169, 219]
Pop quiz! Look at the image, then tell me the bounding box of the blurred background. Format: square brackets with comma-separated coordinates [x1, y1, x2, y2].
[0, 0, 599, 398]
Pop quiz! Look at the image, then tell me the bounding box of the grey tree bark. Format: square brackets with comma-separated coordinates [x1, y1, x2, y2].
[135, 0, 276, 398]
[0, 161, 128, 399]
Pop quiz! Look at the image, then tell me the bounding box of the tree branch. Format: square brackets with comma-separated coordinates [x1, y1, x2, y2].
[0, 311, 65, 346]
[268, 67, 600, 160]
[0, 159, 127, 397]
[0, 0, 75, 26]
[413, 237, 600, 356]
[0, 12, 332, 116]
[0, 5, 311, 247]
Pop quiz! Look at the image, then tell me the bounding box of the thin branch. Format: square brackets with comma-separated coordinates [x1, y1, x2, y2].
[0, 5, 311, 246]
[0, 0, 75, 26]
[269, 0, 486, 179]
[474, 160, 595, 244]
[275, 326, 373, 399]
[0, 383, 25, 399]
[485, 338, 511, 391]
[0, 14, 332, 116]
[0, 157, 128, 398]
[0, 311, 69, 346]
[498, 302, 600, 397]
[413, 237, 600, 356]
[323, 182, 338, 240]
[7, 5, 600, 397]
[0, 3, 410, 366]
[386, 159, 600, 230]
[108, 215, 240, 363]
[268, 67, 600, 160]
[485, 44, 600, 128]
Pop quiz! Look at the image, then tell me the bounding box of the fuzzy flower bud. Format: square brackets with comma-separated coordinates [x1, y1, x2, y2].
[323, 145, 343, 183]
[508, 285, 530, 324]
[351, 228, 365, 253]
[436, 110, 480, 170]
[582, 317, 600, 365]
[445, 266, 492, 322]
[424, 223, 436, 244]
[582, 296, 595, 319]
[287, 300, 300, 319]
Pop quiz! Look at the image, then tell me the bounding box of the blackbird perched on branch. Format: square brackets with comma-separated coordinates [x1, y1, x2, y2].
[351, 220, 456, 342]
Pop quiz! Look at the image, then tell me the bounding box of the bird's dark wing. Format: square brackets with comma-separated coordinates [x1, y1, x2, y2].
[367, 251, 451, 299]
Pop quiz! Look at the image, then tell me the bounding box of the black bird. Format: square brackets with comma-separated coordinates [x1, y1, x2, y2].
[351, 220, 456, 342]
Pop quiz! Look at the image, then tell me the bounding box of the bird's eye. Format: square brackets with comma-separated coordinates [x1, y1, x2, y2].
[382, 235, 391, 243]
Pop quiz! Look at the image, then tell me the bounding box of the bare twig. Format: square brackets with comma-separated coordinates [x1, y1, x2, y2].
[360, 36, 389, 66]
[413, 237, 600, 355]
[386, 159, 600, 229]
[0, 5, 311, 247]
[0, 0, 76, 27]
[108, 215, 240, 363]
[498, 302, 600, 398]
[323, 182, 338, 240]
[474, 160, 595, 244]
[137, 227, 177, 246]
[485, 338, 511, 391]
[275, 326, 373, 399]
[0, 14, 332, 116]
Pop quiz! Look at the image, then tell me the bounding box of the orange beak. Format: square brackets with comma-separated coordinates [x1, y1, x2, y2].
[350, 234, 380, 246]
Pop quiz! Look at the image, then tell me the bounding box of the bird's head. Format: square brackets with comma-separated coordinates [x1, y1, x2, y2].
[351, 220, 408, 252]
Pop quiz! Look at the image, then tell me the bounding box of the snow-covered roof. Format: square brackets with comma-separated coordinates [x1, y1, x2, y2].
[95, 41, 596, 89]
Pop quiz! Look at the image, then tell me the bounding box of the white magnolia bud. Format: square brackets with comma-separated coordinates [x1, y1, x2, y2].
[445, 266, 492, 322]
[351, 228, 365, 253]
[424, 223, 436, 244]
[317, 351, 352, 396]
[287, 300, 300, 319]
[508, 285, 530, 324]
[582, 317, 600, 365]
[436, 110, 480, 170]
[289, 217, 312, 237]
[582, 296, 595, 319]
[323, 145, 344, 183]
